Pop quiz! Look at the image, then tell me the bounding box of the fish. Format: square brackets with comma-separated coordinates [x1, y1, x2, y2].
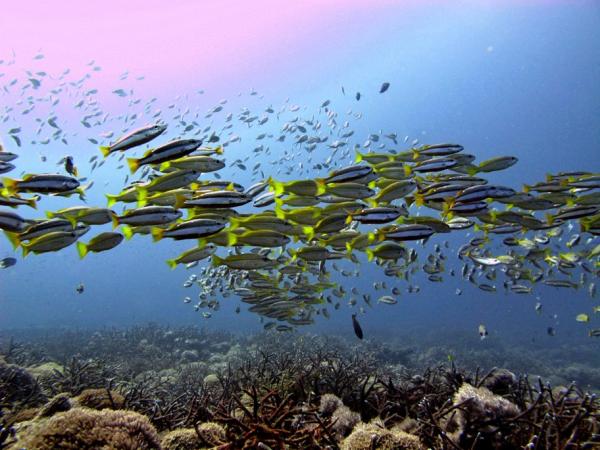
[478, 324, 488, 339]
[0, 257, 16, 268]
[151, 218, 226, 241]
[77, 232, 124, 258]
[64, 156, 78, 177]
[2, 174, 80, 195]
[166, 244, 217, 269]
[99, 123, 167, 156]
[379, 82, 390, 93]
[21, 230, 79, 257]
[76, 283, 84, 294]
[127, 139, 203, 173]
[352, 313, 363, 339]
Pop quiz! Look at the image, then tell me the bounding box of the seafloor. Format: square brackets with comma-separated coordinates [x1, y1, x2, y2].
[1, 325, 599, 449]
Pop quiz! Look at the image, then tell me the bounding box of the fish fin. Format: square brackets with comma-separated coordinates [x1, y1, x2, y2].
[66, 216, 78, 228]
[4, 231, 21, 249]
[354, 150, 364, 163]
[174, 194, 187, 209]
[136, 186, 148, 203]
[229, 217, 241, 229]
[546, 213, 554, 225]
[226, 232, 238, 247]
[365, 248, 375, 262]
[345, 214, 353, 225]
[467, 166, 479, 176]
[403, 164, 412, 177]
[166, 258, 177, 269]
[46, 211, 55, 219]
[315, 178, 326, 196]
[72, 166, 79, 178]
[302, 226, 315, 241]
[151, 227, 164, 242]
[26, 195, 39, 209]
[214, 146, 224, 155]
[76, 241, 88, 259]
[272, 180, 285, 196]
[99, 146, 111, 157]
[414, 193, 425, 207]
[111, 215, 120, 229]
[121, 225, 134, 240]
[523, 184, 531, 193]
[21, 242, 30, 258]
[106, 194, 117, 208]
[211, 254, 224, 267]
[126, 157, 140, 174]
[1, 177, 18, 196]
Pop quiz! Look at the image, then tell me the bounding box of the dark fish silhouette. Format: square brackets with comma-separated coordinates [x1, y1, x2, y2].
[379, 82, 390, 93]
[352, 313, 363, 339]
[355, 92, 361, 101]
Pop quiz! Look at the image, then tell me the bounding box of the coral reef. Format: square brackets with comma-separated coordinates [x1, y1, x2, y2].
[1, 325, 599, 449]
[9, 407, 161, 450]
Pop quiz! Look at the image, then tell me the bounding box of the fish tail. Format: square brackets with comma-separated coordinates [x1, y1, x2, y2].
[546, 213, 555, 225]
[121, 225, 134, 240]
[345, 214, 353, 225]
[72, 166, 79, 177]
[211, 254, 224, 267]
[414, 193, 425, 207]
[76, 241, 88, 259]
[302, 226, 315, 241]
[411, 150, 420, 160]
[523, 184, 531, 193]
[467, 166, 479, 176]
[151, 227, 164, 242]
[26, 195, 39, 209]
[66, 216, 78, 228]
[226, 232, 238, 247]
[354, 150, 364, 163]
[272, 180, 285, 196]
[365, 248, 374, 262]
[106, 194, 117, 208]
[315, 178, 326, 196]
[99, 146, 111, 157]
[4, 231, 21, 249]
[174, 194, 187, 210]
[274, 203, 285, 220]
[136, 186, 148, 203]
[1, 177, 18, 196]
[46, 211, 55, 219]
[158, 161, 170, 172]
[166, 258, 178, 269]
[111, 215, 120, 229]
[403, 164, 412, 177]
[126, 157, 140, 174]
[229, 217, 241, 229]
[21, 242, 30, 258]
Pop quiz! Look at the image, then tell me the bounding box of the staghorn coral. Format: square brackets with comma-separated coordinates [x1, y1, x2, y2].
[73, 388, 125, 410]
[341, 420, 422, 450]
[10, 407, 161, 450]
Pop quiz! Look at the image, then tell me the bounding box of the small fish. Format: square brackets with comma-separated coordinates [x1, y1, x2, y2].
[352, 313, 363, 339]
[576, 313, 590, 323]
[547, 327, 556, 336]
[64, 156, 78, 177]
[0, 257, 16, 269]
[76, 283, 85, 294]
[379, 82, 390, 93]
[478, 324, 488, 340]
[100, 123, 167, 157]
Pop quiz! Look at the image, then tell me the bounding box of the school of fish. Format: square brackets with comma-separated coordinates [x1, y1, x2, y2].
[0, 55, 599, 336]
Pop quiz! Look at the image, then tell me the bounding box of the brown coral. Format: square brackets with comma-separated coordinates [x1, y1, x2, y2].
[11, 407, 161, 450]
[341, 420, 422, 450]
[73, 388, 125, 410]
[161, 428, 199, 450]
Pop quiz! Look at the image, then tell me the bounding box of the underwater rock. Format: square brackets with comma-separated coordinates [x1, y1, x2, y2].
[0, 361, 44, 406]
[341, 420, 423, 450]
[10, 407, 161, 450]
[318, 393, 344, 416]
[194, 422, 226, 447]
[445, 383, 520, 447]
[73, 388, 125, 410]
[36, 393, 72, 419]
[331, 404, 361, 438]
[482, 368, 518, 395]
